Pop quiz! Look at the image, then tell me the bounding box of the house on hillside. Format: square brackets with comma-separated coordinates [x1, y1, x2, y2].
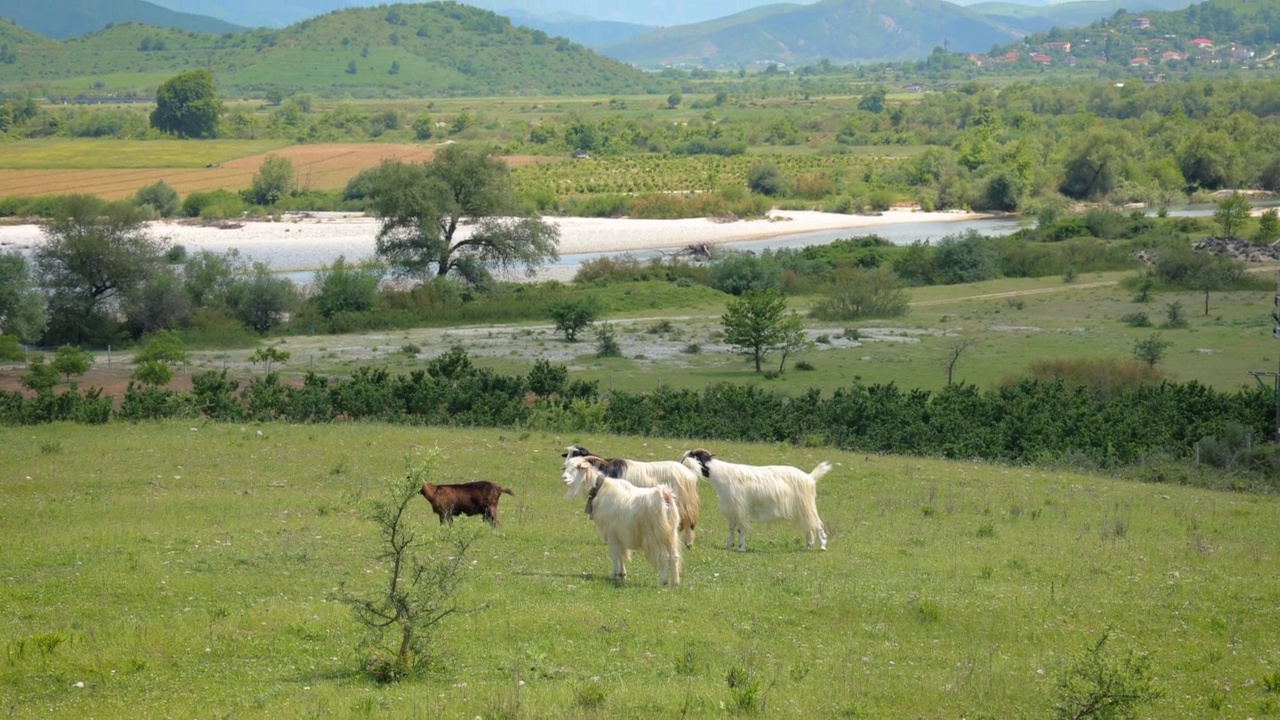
[1190, 37, 1213, 49]
[1162, 51, 1186, 61]
[1130, 16, 1151, 29]
[1130, 56, 1149, 66]
[1046, 41, 1071, 53]
[1030, 53, 1050, 65]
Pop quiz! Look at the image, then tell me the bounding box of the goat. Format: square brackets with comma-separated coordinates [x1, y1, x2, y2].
[681, 448, 829, 552]
[562, 456, 681, 586]
[419, 481, 514, 527]
[562, 444, 700, 548]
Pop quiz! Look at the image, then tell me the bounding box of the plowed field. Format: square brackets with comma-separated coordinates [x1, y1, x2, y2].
[0, 143, 546, 200]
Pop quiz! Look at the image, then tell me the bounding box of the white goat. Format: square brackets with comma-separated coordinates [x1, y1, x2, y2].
[562, 444, 701, 548]
[562, 456, 682, 586]
[681, 448, 829, 552]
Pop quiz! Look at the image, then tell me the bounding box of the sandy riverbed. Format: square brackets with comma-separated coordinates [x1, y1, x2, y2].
[0, 208, 987, 279]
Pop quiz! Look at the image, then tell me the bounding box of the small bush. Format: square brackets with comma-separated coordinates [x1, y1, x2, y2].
[795, 360, 815, 371]
[595, 322, 622, 358]
[1120, 312, 1151, 327]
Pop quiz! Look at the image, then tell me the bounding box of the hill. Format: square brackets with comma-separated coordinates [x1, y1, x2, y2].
[979, 0, 1280, 66]
[968, 0, 1193, 33]
[601, 0, 1023, 67]
[152, 0, 828, 29]
[0, 0, 244, 39]
[0, 2, 654, 97]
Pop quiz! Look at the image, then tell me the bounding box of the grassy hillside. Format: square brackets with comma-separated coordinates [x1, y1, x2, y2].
[0, 2, 654, 97]
[0, 0, 244, 39]
[3, 422, 1278, 718]
[602, 0, 1023, 67]
[968, 0, 1193, 33]
[0, 15, 46, 47]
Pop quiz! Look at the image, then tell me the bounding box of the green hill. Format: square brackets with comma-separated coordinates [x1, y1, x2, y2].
[0, 0, 244, 39]
[968, 0, 1194, 34]
[601, 0, 1023, 67]
[982, 0, 1280, 62]
[0, 2, 654, 97]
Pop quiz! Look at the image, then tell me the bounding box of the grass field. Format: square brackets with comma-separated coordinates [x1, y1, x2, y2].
[3, 423, 1279, 718]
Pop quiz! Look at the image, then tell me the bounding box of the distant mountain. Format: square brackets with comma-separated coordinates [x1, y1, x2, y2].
[968, 0, 1195, 34]
[502, 9, 653, 47]
[601, 0, 1023, 67]
[151, 0, 827, 29]
[0, 0, 244, 38]
[0, 2, 653, 97]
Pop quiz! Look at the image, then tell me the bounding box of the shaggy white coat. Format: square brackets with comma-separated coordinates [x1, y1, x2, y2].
[562, 445, 701, 548]
[562, 457, 682, 586]
[681, 448, 829, 552]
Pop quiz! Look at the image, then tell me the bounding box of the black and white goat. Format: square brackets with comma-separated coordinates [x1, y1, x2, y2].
[681, 448, 829, 552]
[562, 455, 681, 586]
[562, 444, 700, 548]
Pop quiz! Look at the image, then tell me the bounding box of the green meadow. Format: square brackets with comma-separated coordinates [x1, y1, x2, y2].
[3, 422, 1279, 718]
[176, 273, 1277, 397]
[0, 139, 287, 169]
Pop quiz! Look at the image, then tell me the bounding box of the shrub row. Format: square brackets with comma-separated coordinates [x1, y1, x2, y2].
[3, 356, 1273, 482]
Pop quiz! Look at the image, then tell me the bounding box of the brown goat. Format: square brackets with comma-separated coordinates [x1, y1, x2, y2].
[419, 481, 515, 527]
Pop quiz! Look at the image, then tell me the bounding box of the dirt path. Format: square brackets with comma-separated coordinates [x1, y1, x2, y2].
[909, 280, 1118, 307]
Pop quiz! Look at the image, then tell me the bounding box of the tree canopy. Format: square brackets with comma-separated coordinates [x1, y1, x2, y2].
[150, 70, 223, 139]
[721, 289, 802, 373]
[367, 145, 559, 285]
[34, 196, 168, 344]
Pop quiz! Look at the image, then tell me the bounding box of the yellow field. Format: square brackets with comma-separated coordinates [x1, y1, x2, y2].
[0, 142, 549, 201]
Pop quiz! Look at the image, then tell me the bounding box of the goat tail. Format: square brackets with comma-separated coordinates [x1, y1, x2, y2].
[502, 487, 515, 496]
[810, 461, 832, 481]
[659, 486, 675, 508]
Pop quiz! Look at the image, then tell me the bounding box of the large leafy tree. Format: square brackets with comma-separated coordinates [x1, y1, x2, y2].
[367, 145, 559, 285]
[34, 196, 168, 345]
[0, 250, 47, 343]
[150, 70, 224, 139]
[1059, 128, 1132, 201]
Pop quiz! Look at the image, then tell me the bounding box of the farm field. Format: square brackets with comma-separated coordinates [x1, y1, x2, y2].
[3, 423, 1278, 718]
[0, 141, 551, 201]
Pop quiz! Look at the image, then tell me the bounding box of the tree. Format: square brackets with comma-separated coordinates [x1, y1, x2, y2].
[338, 454, 475, 682]
[312, 256, 383, 319]
[232, 263, 296, 334]
[249, 345, 290, 374]
[1255, 209, 1279, 244]
[1059, 128, 1131, 201]
[367, 146, 560, 285]
[134, 329, 189, 366]
[943, 338, 976, 386]
[0, 250, 47, 343]
[857, 85, 887, 113]
[1179, 129, 1240, 191]
[126, 266, 190, 335]
[666, 92, 682, 109]
[548, 298, 599, 342]
[1213, 192, 1251, 240]
[810, 267, 909, 320]
[412, 114, 433, 141]
[774, 313, 808, 374]
[746, 162, 788, 196]
[247, 154, 296, 205]
[135, 180, 180, 217]
[50, 344, 93, 383]
[721, 289, 798, 373]
[150, 70, 223, 139]
[709, 253, 781, 296]
[35, 196, 168, 345]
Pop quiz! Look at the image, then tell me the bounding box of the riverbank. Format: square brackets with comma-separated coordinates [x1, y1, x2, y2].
[0, 208, 992, 279]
